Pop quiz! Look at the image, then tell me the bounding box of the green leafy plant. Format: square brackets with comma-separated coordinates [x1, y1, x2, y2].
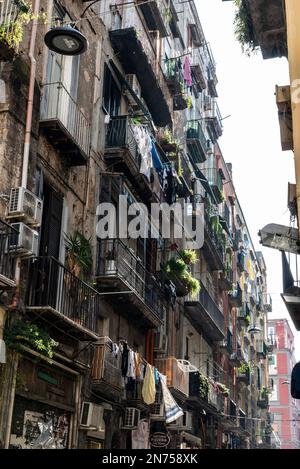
[233, 0, 259, 55]
[199, 373, 209, 401]
[164, 254, 200, 298]
[4, 321, 58, 358]
[65, 231, 92, 279]
[216, 382, 230, 397]
[0, 1, 46, 51]
[186, 95, 192, 109]
[178, 249, 198, 265]
[238, 362, 251, 374]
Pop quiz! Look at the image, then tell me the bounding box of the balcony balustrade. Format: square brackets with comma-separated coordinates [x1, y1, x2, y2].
[24, 256, 101, 340]
[40, 82, 90, 166]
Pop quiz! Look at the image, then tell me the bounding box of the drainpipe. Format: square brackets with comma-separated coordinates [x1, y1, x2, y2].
[4, 1, 40, 448]
[21, 0, 40, 190]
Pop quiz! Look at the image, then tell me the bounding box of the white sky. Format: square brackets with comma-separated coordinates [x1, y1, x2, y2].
[196, 0, 300, 359]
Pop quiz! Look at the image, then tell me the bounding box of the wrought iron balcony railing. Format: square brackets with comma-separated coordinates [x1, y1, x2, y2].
[40, 82, 90, 165]
[185, 279, 225, 341]
[186, 120, 208, 164]
[24, 256, 101, 339]
[97, 239, 164, 327]
[0, 219, 17, 288]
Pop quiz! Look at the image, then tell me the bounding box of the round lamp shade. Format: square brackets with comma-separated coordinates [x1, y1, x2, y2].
[44, 26, 88, 56]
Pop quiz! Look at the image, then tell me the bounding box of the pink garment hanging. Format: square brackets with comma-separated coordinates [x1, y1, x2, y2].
[183, 55, 192, 87]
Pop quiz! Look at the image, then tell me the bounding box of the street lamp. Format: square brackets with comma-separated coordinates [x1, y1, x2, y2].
[44, 25, 88, 56]
[248, 325, 262, 334]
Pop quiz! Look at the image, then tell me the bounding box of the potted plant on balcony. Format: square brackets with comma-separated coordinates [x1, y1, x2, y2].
[199, 373, 209, 401]
[158, 129, 179, 153]
[164, 253, 200, 298]
[178, 248, 198, 266]
[216, 382, 230, 397]
[65, 231, 92, 280]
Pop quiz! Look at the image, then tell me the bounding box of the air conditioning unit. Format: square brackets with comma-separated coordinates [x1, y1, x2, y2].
[80, 402, 105, 431]
[8, 222, 39, 257]
[167, 411, 192, 431]
[122, 407, 140, 429]
[154, 328, 168, 353]
[123, 74, 141, 105]
[8, 187, 43, 227]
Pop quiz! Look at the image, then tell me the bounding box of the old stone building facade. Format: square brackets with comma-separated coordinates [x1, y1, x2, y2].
[0, 0, 271, 449]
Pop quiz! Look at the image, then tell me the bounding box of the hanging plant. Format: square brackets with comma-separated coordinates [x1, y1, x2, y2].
[164, 256, 200, 298]
[0, 1, 46, 51]
[178, 249, 198, 265]
[233, 0, 259, 55]
[4, 321, 58, 358]
[199, 373, 209, 400]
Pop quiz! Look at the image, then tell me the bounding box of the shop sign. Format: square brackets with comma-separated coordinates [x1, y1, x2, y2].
[150, 432, 170, 448]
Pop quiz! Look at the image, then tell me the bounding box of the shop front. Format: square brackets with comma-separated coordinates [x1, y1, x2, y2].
[9, 353, 80, 449]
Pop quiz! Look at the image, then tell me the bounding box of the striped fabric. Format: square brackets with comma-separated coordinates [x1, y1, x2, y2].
[159, 373, 184, 424]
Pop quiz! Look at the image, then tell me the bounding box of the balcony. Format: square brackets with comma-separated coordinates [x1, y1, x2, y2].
[104, 116, 160, 200]
[257, 392, 269, 410]
[205, 45, 218, 98]
[186, 120, 207, 164]
[228, 282, 243, 308]
[237, 304, 250, 327]
[155, 357, 189, 399]
[91, 337, 123, 398]
[40, 82, 90, 166]
[236, 368, 250, 386]
[24, 256, 101, 340]
[191, 48, 207, 93]
[185, 280, 225, 341]
[218, 267, 233, 292]
[201, 167, 223, 203]
[239, 0, 287, 59]
[96, 239, 163, 328]
[263, 293, 272, 312]
[0, 219, 17, 289]
[0, 0, 20, 60]
[256, 339, 268, 359]
[203, 212, 225, 271]
[219, 328, 233, 355]
[205, 100, 223, 142]
[109, 27, 172, 126]
[229, 349, 243, 367]
[137, 0, 170, 38]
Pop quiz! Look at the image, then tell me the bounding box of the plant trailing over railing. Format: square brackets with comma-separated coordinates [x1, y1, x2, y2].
[164, 251, 200, 298]
[178, 248, 198, 266]
[216, 382, 230, 397]
[4, 320, 58, 358]
[199, 373, 209, 400]
[233, 0, 259, 56]
[0, 1, 46, 52]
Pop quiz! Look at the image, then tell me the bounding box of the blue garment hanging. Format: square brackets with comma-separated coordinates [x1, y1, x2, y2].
[151, 138, 163, 171]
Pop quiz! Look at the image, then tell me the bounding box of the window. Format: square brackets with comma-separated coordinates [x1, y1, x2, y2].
[269, 354, 277, 375]
[102, 64, 121, 116]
